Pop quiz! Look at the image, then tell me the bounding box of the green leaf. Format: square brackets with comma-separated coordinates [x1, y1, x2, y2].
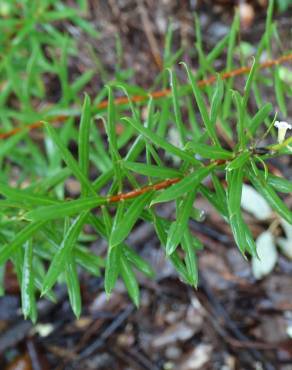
[181, 62, 220, 145]
[105, 86, 123, 188]
[227, 167, 243, 214]
[72, 70, 95, 95]
[243, 57, 257, 108]
[181, 229, 198, 287]
[0, 132, 26, 160]
[199, 184, 228, 219]
[106, 86, 118, 157]
[123, 246, 155, 278]
[210, 75, 224, 127]
[232, 91, 246, 149]
[123, 117, 201, 166]
[73, 17, 100, 38]
[248, 170, 292, 224]
[27, 168, 72, 194]
[151, 165, 214, 205]
[186, 142, 233, 160]
[21, 240, 37, 321]
[120, 252, 140, 307]
[264, 172, 292, 193]
[274, 65, 287, 116]
[166, 191, 196, 255]
[226, 151, 250, 171]
[226, 168, 257, 256]
[152, 212, 190, 283]
[0, 183, 58, 207]
[110, 192, 153, 247]
[75, 248, 103, 276]
[168, 69, 186, 144]
[41, 8, 77, 22]
[0, 221, 46, 265]
[249, 103, 273, 136]
[222, 12, 239, 120]
[123, 161, 182, 178]
[65, 254, 81, 318]
[104, 246, 120, 296]
[42, 212, 88, 296]
[44, 122, 96, 196]
[25, 196, 106, 221]
[230, 211, 256, 256]
[78, 94, 91, 196]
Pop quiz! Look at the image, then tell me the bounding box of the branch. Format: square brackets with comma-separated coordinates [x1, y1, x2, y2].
[1, 53, 292, 140]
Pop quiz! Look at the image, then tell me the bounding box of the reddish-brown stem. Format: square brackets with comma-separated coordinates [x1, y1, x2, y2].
[107, 177, 181, 203]
[106, 159, 227, 203]
[1, 53, 292, 140]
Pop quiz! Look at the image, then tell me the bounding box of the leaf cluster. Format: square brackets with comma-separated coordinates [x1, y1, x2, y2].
[0, 0, 291, 320]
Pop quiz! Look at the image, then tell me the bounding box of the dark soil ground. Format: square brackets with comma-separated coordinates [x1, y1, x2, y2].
[1, 1, 292, 370]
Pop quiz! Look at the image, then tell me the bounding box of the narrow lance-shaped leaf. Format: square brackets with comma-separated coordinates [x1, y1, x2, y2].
[0, 182, 58, 207]
[274, 65, 287, 116]
[78, 94, 91, 196]
[0, 132, 27, 161]
[168, 68, 186, 145]
[123, 161, 182, 178]
[110, 192, 153, 247]
[230, 212, 254, 256]
[226, 151, 250, 171]
[226, 168, 257, 256]
[21, 240, 37, 321]
[248, 169, 292, 224]
[123, 117, 201, 166]
[105, 86, 123, 189]
[210, 75, 224, 127]
[248, 102, 273, 136]
[199, 184, 228, 219]
[104, 246, 120, 297]
[120, 252, 140, 307]
[222, 12, 239, 120]
[33, 259, 57, 303]
[102, 204, 121, 296]
[75, 248, 103, 277]
[123, 246, 155, 278]
[233, 91, 246, 149]
[243, 57, 257, 108]
[181, 229, 198, 287]
[42, 211, 88, 296]
[25, 196, 106, 222]
[263, 171, 292, 194]
[151, 164, 215, 205]
[44, 122, 96, 196]
[27, 168, 72, 194]
[65, 254, 82, 318]
[227, 167, 243, 214]
[152, 212, 191, 284]
[0, 221, 46, 265]
[185, 142, 233, 160]
[181, 62, 220, 146]
[166, 190, 196, 255]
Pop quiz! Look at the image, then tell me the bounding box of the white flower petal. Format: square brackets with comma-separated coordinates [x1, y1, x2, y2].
[274, 121, 292, 130]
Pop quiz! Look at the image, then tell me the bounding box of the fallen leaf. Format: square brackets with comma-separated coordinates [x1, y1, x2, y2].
[241, 184, 272, 220]
[277, 219, 292, 260]
[177, 344, 212, 370]
[252, 231, 277, 280]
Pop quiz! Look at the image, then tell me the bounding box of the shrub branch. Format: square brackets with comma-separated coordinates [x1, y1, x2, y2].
[0, 53, 291, 140]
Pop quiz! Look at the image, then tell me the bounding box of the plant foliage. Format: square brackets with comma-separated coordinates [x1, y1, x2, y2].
[0, 0, 291, 320]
